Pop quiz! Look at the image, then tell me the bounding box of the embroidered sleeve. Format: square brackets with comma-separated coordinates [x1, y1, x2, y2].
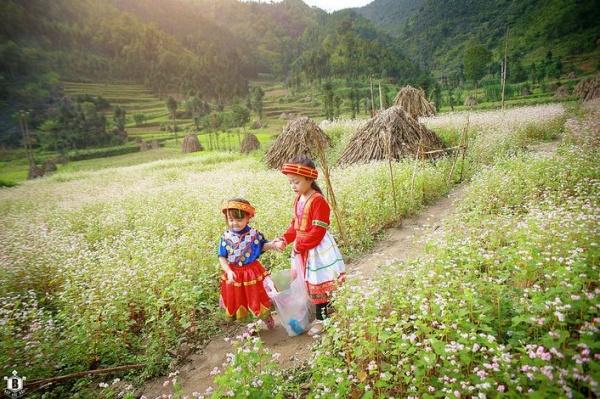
[312, 219, 329, 228]
[255, 230, 268, 252]
[217, 236, 229, 258]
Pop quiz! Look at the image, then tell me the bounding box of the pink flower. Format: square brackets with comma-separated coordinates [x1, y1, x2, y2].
[454, 390, 461, 398]
[497, 385, 506, 392]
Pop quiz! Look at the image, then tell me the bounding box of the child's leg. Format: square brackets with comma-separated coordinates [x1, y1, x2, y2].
[264, 313, 275, 330]
[315, 302, 330, 321]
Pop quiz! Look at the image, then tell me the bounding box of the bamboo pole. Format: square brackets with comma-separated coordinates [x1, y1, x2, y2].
[422, 145, 462, 155]
[382, 128, 399, 217]
[25, 364, 144, 390]
[387, 158, 398, 216]
[312, 137, 346, 244]
[369, 75, 375, 117]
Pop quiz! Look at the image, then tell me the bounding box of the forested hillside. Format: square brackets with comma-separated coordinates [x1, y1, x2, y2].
[356, 0, 600, 78]
[0, 0, 421, 147]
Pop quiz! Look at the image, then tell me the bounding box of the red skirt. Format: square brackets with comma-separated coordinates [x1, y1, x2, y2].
[220, 260, 271, 320]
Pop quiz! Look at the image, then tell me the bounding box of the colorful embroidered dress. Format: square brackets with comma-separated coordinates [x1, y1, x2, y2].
[218, 225, 271, 320]
[281, 192, 346, 304]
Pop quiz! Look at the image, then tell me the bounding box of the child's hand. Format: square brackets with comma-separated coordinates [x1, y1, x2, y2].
[226, 269, 236, 284]
[272, 240, 286, 252]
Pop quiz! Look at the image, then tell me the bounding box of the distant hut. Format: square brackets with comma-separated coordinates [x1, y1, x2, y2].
[337, 106, 444, 165]
[265, 116, 330, 169]
[240, 133, 261, 154]
[554, 85, 570, 98]
[182, 134, 203, 153]
[393, 85, 436, 119]
[464, 96, 478, 107]
[574, 74, 600, 102]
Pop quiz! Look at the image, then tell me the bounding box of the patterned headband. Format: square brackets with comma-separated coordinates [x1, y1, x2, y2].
[221, 200, 256, 217]
[281, 163, 318, 180]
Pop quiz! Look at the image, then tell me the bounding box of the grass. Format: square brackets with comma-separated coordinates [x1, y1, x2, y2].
[0, 102, 572, 398]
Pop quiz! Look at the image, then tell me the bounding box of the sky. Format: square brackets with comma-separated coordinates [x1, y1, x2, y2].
[245, 0, 374, 12]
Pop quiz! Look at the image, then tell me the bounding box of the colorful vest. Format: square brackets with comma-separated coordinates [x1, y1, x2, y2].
[292, 192, 329, 232]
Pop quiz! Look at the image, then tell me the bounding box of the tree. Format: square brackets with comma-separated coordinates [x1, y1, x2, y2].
[248, 87, 265, 119]
[231, 104, 250, 128]
[133, 113, 146, 127]
[348, 86, 360, 119]
[463, 42, 492, 86]
[166, 96, 178, 143]
[112, 106, 127, 143]
[333, 96, 342, 119]
[186, 95, 210, 131]
[322, 82, 334, 121]
[431, 82, 442, 111]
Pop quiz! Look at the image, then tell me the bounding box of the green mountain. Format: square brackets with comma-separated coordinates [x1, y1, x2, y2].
[355, 0, 600, 77]
[0, 0, 423, 147]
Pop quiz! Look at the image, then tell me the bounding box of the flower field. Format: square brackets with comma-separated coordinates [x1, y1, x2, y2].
[208, 102, 599, 398]
[0, 103, 575, 397]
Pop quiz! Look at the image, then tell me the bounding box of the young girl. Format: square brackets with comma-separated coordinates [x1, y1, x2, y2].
[218, 198, 276, 330]
[273, 156, 346, 335]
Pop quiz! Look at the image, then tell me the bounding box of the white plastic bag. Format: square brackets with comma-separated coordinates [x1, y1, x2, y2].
[269, 254, 311, 336]
[263, 276, 277, 298]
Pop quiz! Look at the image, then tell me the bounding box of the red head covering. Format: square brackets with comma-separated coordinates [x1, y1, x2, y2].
[221, 200, 256, 218]
[281, 163, 318, 180]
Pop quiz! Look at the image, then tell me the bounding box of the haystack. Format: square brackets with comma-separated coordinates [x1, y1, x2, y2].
[182, 134, 203, 153]
[136, 137, 149, 151]
[393, 85, 436, 119]
[575, 74, 600, 102]
[28, 164, 45, 179]
[265, 116, 330, 169]
[464, 96, 478, 107]
[554, 85, 570, 98]
[337, 106, 444, 165]
[240, 133, 261, 154]
[43, 160, 57, 172]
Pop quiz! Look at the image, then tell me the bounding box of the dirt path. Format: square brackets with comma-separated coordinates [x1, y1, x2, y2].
[139, 139, 560, 398]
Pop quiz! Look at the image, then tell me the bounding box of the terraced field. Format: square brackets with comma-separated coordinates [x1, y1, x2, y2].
[63, 81, 187, 143]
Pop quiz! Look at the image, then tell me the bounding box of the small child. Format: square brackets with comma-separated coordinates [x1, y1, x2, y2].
[272, 156, 346, 335]
[218, 198, 276, 330]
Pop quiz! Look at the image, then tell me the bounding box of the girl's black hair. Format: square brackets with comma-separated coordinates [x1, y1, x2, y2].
[225, 197, 250, 220]
[290, 155, 323, 195]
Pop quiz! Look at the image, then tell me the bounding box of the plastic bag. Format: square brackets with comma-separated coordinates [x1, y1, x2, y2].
[269, 254, 311, 336]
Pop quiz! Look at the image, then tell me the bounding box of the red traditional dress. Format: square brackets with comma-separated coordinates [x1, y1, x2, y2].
[218, 200, 271, 321]
[280, 191, 346, 305]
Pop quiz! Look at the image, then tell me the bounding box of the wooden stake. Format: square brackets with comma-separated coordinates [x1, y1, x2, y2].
[459, 115, 470, 182]
[410, 138, 422, 196]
